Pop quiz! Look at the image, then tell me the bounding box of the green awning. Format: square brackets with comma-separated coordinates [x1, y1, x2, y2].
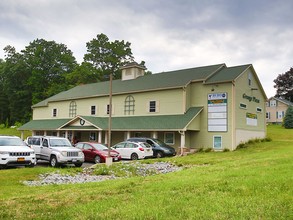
[18, 119, 70, 131]
[19, 107, 203, 131]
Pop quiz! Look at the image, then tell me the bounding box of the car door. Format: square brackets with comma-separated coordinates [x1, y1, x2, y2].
[113, 142, 126, 158]
[124, 142, 138, 159]
[40, 138, 51, 161]
[83, 143, 95, 162]
[28, 137, 41, 158]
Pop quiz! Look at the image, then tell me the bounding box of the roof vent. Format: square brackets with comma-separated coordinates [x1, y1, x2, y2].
[120, 61, 146, 81]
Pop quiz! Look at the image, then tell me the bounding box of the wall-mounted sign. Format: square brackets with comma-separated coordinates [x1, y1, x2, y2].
[246, 112, 257, 126]
[243, 93, 260, 103]
[208, 93, 227, 132]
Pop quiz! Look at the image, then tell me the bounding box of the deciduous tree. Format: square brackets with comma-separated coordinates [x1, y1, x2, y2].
[274, 67, 293, 102]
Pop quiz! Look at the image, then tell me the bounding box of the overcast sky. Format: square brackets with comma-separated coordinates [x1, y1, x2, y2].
[1, 0, 292, 98]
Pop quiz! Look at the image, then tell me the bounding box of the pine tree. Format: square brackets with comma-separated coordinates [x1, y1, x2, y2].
[283, 106, 293, 128]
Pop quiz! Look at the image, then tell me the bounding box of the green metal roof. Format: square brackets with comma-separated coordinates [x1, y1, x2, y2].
[80, 107, 202, 130]
[204, 64, 251, 84]
[18, 119, 70, 130]
[19, 107, 203, 131]
[33, 64, 225, 107]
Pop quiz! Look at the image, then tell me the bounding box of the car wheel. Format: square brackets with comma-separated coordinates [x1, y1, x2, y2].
[94, 155, 101, 163]
[155, 151, 164, 158]
[131, 153, 139, 160]
[50, 156, 59, 167]
[74, 163, 83, 167]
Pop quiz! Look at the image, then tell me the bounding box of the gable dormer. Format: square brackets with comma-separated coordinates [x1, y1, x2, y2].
[121, 62, 146, 81]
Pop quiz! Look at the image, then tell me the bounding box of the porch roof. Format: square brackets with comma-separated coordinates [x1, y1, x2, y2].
[19, 107, 203, 131]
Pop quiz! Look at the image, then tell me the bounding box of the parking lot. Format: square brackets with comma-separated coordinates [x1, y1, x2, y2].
[36, 160, 94, 168]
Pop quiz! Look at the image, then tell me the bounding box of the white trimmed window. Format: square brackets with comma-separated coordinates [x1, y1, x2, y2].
[266, 112, 270, 119]
[164, 132, 175, 145]
[270, 100, 276, 107]
[69, 101, 77, 117]
[106, 104, 114, 115]
[248, 72, 252, 86]
[213, 136, 222, 150]
[91, 105, 96, 115]
[240, 103, 247, 109]
[52, 108, 58, 117]
[256, 107, 262, 113]
[148, 100, 159, 113]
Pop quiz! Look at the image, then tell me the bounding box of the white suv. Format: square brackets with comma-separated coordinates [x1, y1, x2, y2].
[26, 136, 84, 167]
[0, 135, 36, 168]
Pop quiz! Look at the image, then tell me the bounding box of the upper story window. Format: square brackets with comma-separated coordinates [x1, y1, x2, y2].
[149, 100, 159, 113]
[52, 108, 58, 117]
[239, 103, 247, 109]
[125, 95, 135, 115]
[91, 106, 96, 115]
[270, 100, 276, 107]
[69, 101, 77, 117]
[256, 107, 262, 113]
[248, 72, 252, 86]
[106, 104, 114, 115]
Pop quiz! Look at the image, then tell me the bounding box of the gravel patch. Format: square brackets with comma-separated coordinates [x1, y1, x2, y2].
[22, 162, 182, 186]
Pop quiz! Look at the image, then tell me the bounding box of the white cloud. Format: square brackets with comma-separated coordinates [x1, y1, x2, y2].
[0, 0, 292, 98]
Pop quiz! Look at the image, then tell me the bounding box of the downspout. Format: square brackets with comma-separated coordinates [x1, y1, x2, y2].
[232, 81, 236, 150]
[178, 130, 185, 156]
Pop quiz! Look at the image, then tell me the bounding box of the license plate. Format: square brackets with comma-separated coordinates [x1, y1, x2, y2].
[114, 157, 118, 161]
[17, 157, 25, 162]
[72, 159, 77, 162]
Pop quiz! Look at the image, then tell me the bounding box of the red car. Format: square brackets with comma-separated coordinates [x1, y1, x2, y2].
[75, 142, 121, 163]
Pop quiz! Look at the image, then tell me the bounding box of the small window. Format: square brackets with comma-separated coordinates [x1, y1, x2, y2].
[52, 108, 57, 117]
[106, 104, 114, 115]
[164, 132, 175, 145]
[149, 101, 156, 112]
[248, 73, 252, 86]
[240, 103, 247, 109]
[266, 112, 270, 119]
[91, 106, 96, 115]
[256, 107, 262, 113]
[270, 100, 276, 107]
[213, 136, 222, 150]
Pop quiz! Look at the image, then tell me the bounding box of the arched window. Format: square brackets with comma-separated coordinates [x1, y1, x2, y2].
[69, 101, 77, 117]
[124, 95, 135, 115]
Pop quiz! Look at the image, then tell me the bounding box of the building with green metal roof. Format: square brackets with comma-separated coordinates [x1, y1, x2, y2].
[19, 62, 267, 153]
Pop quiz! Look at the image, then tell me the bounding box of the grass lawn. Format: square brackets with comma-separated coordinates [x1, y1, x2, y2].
[0, 125, 292, 219]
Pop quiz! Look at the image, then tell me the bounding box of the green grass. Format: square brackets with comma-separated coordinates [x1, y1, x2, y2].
[0, 127, 31, 139]
[0, 125, 292, 219]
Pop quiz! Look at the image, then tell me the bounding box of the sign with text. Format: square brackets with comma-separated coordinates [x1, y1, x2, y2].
[208, 93, 227, 132]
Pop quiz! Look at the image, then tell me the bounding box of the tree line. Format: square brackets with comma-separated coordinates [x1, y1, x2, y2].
[0, 33, 147, 126]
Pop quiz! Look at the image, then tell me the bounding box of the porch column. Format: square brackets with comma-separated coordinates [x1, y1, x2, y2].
[126, 131, 131, 140]
[20, 131, 24, 140]
[65, 131, 68, 139]
[180, 131, 185, 155]
[152, 131, 158, 139]
[44, 131, 47, 136]
[98, 131, 102, 143]
[57, 131, 60, 137]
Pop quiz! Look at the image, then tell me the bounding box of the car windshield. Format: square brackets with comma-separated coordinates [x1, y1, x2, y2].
[0, 138, 26, 146]
[49, 138, 71, 147]
[91, 143, 108, 150]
